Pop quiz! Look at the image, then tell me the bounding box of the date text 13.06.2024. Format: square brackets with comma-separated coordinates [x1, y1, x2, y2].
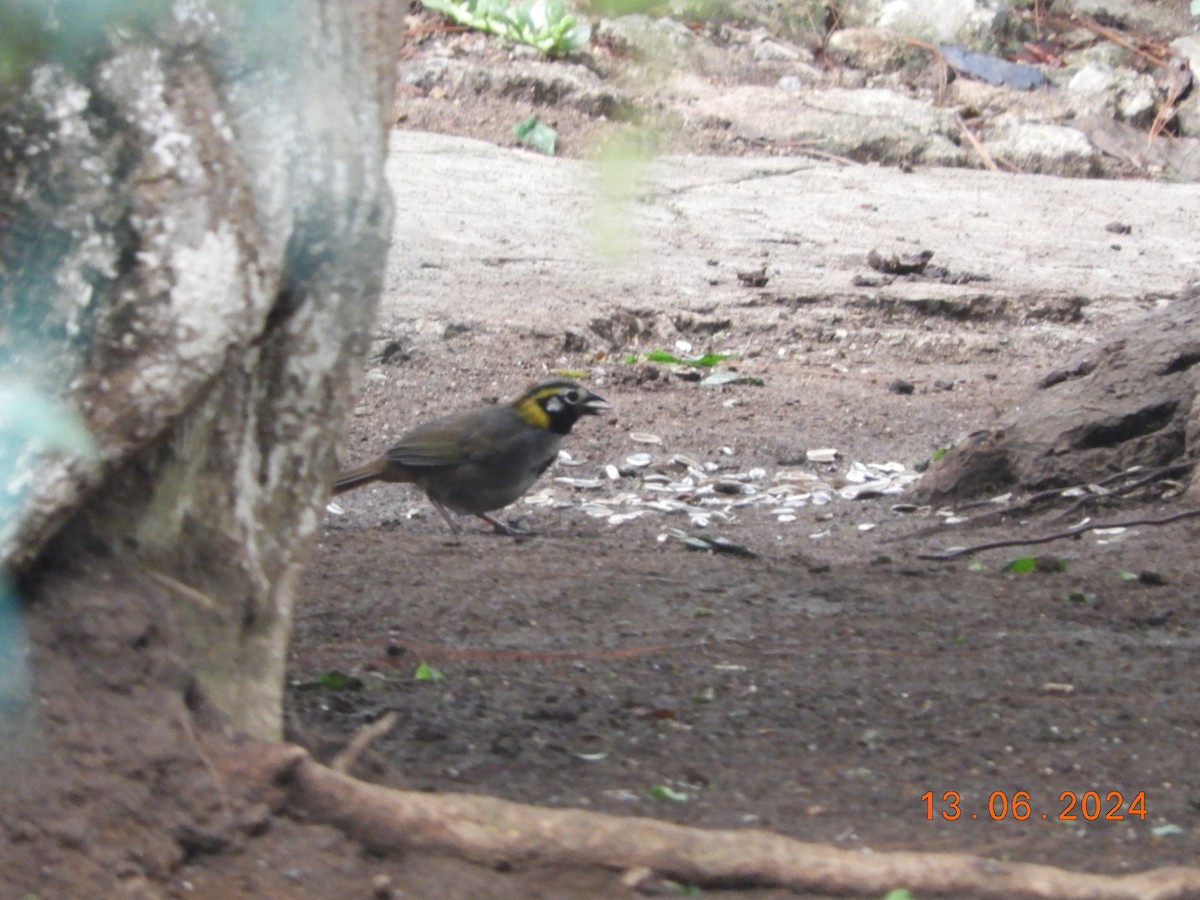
[923, 790, 1147, 822]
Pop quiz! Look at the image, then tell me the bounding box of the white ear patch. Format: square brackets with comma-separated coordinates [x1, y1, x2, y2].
[545, 396, 564, 414]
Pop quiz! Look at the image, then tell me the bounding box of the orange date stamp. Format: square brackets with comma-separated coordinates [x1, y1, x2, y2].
[922, 790, 1147, 822]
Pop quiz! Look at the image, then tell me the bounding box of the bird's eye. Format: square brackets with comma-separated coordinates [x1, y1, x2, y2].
[563, 389, 581, 404]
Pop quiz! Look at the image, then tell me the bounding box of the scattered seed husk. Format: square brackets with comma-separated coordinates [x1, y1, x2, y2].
[630, 432, 663, 444]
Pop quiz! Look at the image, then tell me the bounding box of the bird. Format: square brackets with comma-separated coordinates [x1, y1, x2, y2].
[332, 379, 610, 534]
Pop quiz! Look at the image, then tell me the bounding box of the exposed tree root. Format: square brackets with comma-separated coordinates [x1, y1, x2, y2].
[918, 506, 1200, 560]
[218, 739, 1200, 900]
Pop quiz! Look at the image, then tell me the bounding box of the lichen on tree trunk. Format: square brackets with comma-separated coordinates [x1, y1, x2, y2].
[0, 0, 401, 737]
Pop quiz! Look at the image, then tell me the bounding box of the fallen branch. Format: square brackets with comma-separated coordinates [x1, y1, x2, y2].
[918, 507, 1200, 560]
[330, 711, 398, 773]
[1054, 463, 1192, 521]
[885, 463, 1191, 545]
[956, 114, 1000, 172]
[219, 740, 1200, 900]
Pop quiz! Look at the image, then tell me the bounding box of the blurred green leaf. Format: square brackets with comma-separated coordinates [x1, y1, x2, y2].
[414, 661, 445, 682]
[643, 350, 734, 367]
[649, 784, 689, 802]
[316, 670, 364, 690]
[513, 115, 558, 155]
[1005, 557, 1037, 573]
[422, 0, 590, 55]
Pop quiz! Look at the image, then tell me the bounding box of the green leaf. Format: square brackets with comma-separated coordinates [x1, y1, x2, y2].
[642, 350, 734, 367]
[931, 446, 948, 461]
[414, 661, 445, 682]
[1005, 556, 1038, 573]
[421, 0, 590, 55]
[649, 784, 689, 802]
[513, 115, 558, 155]
[883, 890, 916, 900]
[1117, 569, 1138, 581]
[316, 670, 364, 690]
[967, 560, 984, 571]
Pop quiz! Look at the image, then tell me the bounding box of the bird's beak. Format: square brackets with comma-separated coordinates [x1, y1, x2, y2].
[583, 392, 611, 414]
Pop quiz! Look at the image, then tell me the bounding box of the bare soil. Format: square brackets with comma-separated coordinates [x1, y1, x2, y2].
[5, 6, 1200, 899]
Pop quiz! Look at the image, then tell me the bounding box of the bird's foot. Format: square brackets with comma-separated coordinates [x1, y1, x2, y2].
[478, 513, 531, 536]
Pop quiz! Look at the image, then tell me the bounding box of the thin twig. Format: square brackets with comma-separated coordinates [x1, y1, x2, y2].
[956, 115, 999, 172]
[918, 507, 1200, 560]
[331, 711, 399, 774]
[886, 463, 1190, 544]
[1054, 462, 1192, 520]
[1062, 13, 1171, 68]
[177, 698, 233, 818]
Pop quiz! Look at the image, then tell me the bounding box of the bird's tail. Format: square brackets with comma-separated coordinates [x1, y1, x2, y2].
[332, 458, 389, 495]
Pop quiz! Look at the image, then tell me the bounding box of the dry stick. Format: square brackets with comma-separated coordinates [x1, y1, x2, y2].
[955, 115, 1000, 172]
[1148, 62, 1192, 144]
[176, 698, 233, 819]
[330, 711, 399, 774]
[257, 744, 1200, 900]
[1061, 13, 1170, 68]
[918, 507, 1200, 561]
[1054, 462, 1193, 521]
[885, 464, 1190, 544]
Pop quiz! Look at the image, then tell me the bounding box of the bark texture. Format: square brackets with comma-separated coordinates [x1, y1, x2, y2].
[0, 0, 401, 737]
[915, 288, 1200, 503]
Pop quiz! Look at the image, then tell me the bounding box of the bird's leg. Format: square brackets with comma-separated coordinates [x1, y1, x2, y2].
[477, 513, 528, 536]
[432, 501, 462, 534]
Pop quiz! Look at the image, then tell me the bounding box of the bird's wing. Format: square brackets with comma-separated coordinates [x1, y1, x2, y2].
[385, 408, 506, 469]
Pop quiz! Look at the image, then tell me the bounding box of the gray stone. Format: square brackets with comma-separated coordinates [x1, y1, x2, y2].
[985, 122, 1101, 177]
[825, 27, 912, 73]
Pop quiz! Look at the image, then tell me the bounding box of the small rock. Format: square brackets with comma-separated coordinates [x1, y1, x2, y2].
[1068, 62, 1116, 96]
[238, 803, 273, 837]
[752, 34, 801, 62]
[563, 327, 588, 352]
[372, 873, 395, 899]
[826, 27, 910, 72]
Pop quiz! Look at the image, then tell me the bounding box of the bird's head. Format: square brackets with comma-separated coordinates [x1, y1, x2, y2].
[511, 380, 610, 435]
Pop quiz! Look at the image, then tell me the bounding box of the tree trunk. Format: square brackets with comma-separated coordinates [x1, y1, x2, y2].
[0, 0, 401, 738]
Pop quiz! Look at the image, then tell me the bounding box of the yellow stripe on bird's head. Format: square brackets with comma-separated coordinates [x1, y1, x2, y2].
[510, 380, 610, 435]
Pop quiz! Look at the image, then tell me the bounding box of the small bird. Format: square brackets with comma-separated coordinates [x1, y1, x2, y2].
[333, 379, 610, 534]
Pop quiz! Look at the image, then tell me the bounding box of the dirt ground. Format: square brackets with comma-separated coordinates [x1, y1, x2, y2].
[279, 11, 1200, 895]
[5, 5, 1200, 899]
